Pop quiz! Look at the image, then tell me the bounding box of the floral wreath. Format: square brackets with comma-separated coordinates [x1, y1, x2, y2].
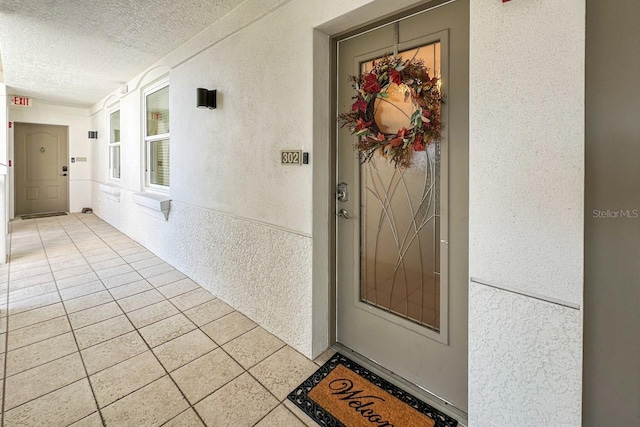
[338, 54, 443, 168]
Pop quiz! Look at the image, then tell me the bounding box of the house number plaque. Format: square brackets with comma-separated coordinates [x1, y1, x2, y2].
[281, 150, 302, 165]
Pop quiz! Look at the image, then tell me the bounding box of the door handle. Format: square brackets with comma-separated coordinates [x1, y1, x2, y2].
[60, 173, 67, 176]
[338, 209, 351, 219]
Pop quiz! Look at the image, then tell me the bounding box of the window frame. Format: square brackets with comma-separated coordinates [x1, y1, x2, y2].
[143, 80, 170, 193]
[107, 106, 121, 182]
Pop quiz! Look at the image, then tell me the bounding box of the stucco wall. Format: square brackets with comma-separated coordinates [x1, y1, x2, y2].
[0, 84, 8, 263]
[87, 0, 432, 358]
[84, 0, 587, 422]
[468, 0, 585, 425]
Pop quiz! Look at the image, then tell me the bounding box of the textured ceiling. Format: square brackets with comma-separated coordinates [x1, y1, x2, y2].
[0, 0, 245, 107]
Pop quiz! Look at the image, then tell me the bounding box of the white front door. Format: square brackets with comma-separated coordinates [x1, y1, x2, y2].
[336, 0, 469, 410]
[14, 123, 69, 215]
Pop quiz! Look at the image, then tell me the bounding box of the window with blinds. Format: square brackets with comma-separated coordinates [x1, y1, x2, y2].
[144, 83, 170, 188]
[109, 109, 121, 180]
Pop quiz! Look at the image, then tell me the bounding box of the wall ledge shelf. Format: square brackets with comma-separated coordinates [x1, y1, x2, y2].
[100, 183, 121, 202]
[132, 192, 171, 220]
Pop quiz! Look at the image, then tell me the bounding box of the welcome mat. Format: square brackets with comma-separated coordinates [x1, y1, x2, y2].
[288, 352, 458, 427]
[20, 212, 68, 220]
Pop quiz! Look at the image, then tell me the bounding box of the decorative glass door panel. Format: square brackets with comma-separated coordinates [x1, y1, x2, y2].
[360, 44, 442, 331]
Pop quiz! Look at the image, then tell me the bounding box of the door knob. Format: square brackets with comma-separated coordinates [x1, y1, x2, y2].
[338, 209, 351, 219]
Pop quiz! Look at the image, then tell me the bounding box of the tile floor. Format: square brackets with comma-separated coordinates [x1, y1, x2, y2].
[0, 214, 332, 427]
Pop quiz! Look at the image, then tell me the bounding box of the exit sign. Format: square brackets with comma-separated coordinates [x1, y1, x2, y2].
[11, 96, 31, 107]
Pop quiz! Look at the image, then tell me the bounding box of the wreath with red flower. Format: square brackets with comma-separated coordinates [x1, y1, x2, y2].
[338, 54, 443, 168]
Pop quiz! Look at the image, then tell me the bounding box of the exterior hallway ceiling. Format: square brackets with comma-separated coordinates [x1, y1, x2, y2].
[0, 0, 245, 107]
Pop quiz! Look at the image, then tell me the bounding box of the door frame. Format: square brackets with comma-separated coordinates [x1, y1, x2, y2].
[11, 122, 70, 218]
[324, 1, 469, 414]
[310, 0, 459, 358]
[309, 0, 468, 416]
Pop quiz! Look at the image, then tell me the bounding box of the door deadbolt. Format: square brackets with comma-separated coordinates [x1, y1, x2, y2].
[337, 182, 349, 202]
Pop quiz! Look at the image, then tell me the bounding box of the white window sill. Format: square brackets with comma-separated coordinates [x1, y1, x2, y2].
[100, 183, 121, 202]
[132, 192, 171, 221]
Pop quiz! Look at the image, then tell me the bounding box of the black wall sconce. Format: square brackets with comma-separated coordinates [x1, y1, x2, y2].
[197, 88, 217, 109]
[88, 131, 98, 139]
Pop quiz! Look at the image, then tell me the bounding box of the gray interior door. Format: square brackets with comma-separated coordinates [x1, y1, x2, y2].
[336, 0, 469, 410]
[14, 123, 69, 215]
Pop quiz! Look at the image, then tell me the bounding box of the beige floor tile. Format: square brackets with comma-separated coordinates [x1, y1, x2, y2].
[8, 302, 66, 331]
[84, 251, 119, 264]
[249, 346, 318, 400]
[282, 400, 317, 427]
[255, 405, 307, 427]
[68, 301, 124, 329]
[122, 250, 155, 263]
[60, 281, 106, 300]
[95, 264, 134, 279]
[106, 237, 135, 246]
[90, 351, 165, 407]
[184, 298, 234, 327]
[163, 408, 205, 427]
[129, 256, 165, 270]
[101, 271, 144, 288]
[9, 281, 57, 302]
[89, 257, 126, 271]
[222, 327, 285, 369]
[117, 288, 165, 312]
[68, 412, 103, 427]
[64, 290, 114, 313]
[10, 272, 55, 290]
[4, 378, 97, 427]
[49, 258, 88, 272]
[56, 272, 100, 290]
[9, 259, 49, 273]
[9, 265, 51, 281]
[147, 270, 188, 288]
[194, 372, 278, 427]
[82, 331, 148, 375]
[170, 288, 215, 311]
[8, 291, 60, 315]
[108, 279, 153, 300]
[7, 315, 71, 350]
[101, 376, 189, 426]
[12, 253, 49, 262]
[128, 300, 180, 328]
[117, 246, 149, 257]
[53, 265, 94, 281]
[75, 315, 134, 349]
[153, 329, 217, 372]
[139, 313, 197, 347]
[4, 352, 86, 410]
[138, 263, 176, 279]
[0, 334, 6, 354]
[171, 348, 244, 404]
[156, 278, 199, 298]
[201, 311, 257, 345]
[44, 242, 75, 252]
[6, 331, 78, 376]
